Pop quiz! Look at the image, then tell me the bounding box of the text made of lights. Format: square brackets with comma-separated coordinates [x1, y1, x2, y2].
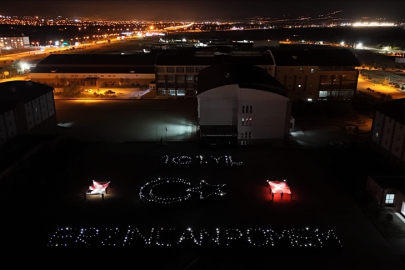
[162, 155, 243, 166]
[47, 226, 343, 249]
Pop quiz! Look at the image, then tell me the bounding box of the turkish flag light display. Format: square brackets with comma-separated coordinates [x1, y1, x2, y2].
[267, 181, 291, 194]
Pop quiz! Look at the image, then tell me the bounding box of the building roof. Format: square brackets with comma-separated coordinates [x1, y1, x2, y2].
[375, 98, 405, 126]
[270, 48, 360, 66]
[197, 64, 287, 96]
[36, 54, 157, 66]
[30, 66, 155, 74]
[370, 176, 405, 195]
[0, 81, 54, 103]
[156, 53, 274, 66]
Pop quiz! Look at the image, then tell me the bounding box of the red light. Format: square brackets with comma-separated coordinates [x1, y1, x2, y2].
[267, 181, 291, 194]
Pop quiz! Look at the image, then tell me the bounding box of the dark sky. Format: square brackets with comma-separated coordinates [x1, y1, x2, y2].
[2, 1, 405, 21]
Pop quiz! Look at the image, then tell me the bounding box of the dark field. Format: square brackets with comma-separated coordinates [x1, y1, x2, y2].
[2, 141, 404, 269]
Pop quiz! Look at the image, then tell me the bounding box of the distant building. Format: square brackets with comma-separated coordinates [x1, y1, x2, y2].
[197, 64, 291, 146]
[155, 51, 275, 99]
[0, 81, 56, 146]
[395, 57, 405, 64]
[253, 40, 279, 48]
[29, 47, 360, 102]
[0, 36, 30, 50]
[269, 48, 360, 101]
[30, 54, 156, 90]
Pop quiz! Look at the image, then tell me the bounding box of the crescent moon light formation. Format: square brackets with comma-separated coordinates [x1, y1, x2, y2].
[139, 178, 226, 204]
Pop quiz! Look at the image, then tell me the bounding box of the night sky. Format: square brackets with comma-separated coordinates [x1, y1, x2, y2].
[2, 1, 405, 21]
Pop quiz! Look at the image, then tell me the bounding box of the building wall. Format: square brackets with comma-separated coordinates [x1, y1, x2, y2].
[371, 110, 405, 165]
[0, 109, 18, 145]
[0, 36, 29, 49]
[275, 67, 358, 101]
[198, 85, 238, 126]
[198, 84, 289, 145]
[156, 64, 275, 98]
[238, 87, 289, 141]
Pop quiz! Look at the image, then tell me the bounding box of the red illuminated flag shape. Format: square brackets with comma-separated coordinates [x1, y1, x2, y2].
[267, 180, 291, 194]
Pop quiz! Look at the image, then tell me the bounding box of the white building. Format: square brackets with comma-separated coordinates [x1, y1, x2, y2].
[197, 64, 291, 146]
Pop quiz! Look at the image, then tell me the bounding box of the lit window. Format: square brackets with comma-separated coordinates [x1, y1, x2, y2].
[376, 133, 379, 138]
[298, 84, 302, 88]
[241, 118, 244, 126]
[385, 194, 395, 204]
[311, 68, 315, 73]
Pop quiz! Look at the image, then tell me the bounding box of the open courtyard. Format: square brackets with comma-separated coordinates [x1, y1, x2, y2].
[2, 140, 405, 269]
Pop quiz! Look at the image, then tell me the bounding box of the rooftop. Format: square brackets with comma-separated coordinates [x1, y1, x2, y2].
[375, 98, 405, 126]
[0, 81, 54, 103]
[197, 63, 287, 97]
[156, 53, 274, 66]
[270, 48, 360, 66]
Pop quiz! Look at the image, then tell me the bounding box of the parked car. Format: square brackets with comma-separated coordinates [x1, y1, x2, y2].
[104, 90, 115, 94]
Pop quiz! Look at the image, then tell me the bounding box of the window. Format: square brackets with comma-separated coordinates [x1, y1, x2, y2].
[176, 67, 185, 73]
[157, 67, 165, 73]
[157, 75, 165, 80]
[376, 133, 379, 138]
[245, 132, 248, 138]
[299, 68, 303, 73]
[310, 68, 315, 73]
[195, 67, 204, 72]
[177, 90, 186, 96]
[167, 75, 175, 81]
[157, 89, 166, 95]
[186, 67, 194, 73]
[166, 67, 175, 73]
[241, 132, 244, 139]
[186, 75, 194, 81]
[242, 106, 245, 113]
[241, 118, 244, 126]
[385, 194, 395, 204]
[298, 84, 302, 88]
[248, 132, 251, 138]
[249, 106, 252, 113]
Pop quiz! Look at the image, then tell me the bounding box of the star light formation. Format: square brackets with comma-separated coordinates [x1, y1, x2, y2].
[187, 180, 226, 199]
[47, 226, 343, 249]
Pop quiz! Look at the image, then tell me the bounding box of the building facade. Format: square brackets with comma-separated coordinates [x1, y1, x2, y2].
[371, 99, 405, 166]
[270, 48, 359, 101]
[30, 54, 156, 89]
[0, 81, 56, 146]
[366, 176, 405, 217]
[197, 64, 291, 146]
[0, 36, 30, 50]
[154, 52, 275, 99]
